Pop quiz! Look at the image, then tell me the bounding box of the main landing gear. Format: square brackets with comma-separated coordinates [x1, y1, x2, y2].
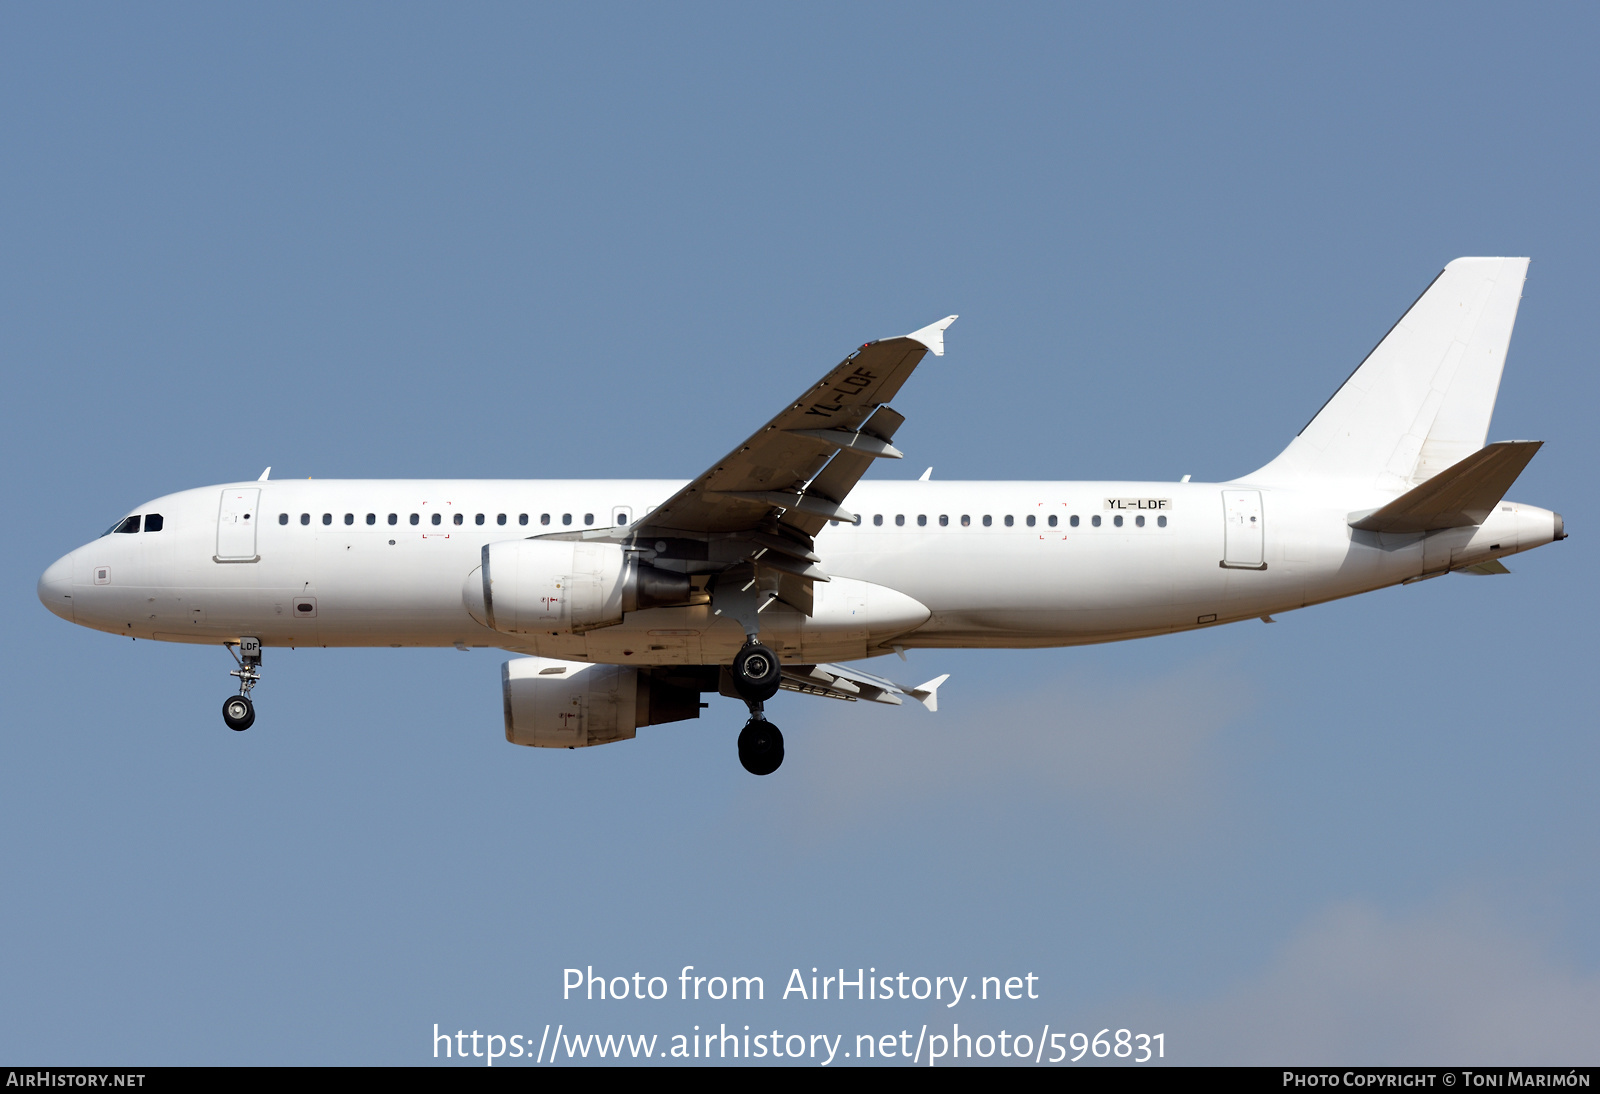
[731, 641, 784, 776]
[222, 637, 261, 732]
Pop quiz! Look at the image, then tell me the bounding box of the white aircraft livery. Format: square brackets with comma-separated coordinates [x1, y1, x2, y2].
[38, 258, 1563, 774]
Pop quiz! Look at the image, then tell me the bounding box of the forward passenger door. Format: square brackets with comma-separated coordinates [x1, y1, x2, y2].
[216, 488, 261, 562]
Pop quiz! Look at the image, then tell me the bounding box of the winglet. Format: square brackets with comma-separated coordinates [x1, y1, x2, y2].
[910, 673, 950, 712]
[258, 467, 272, 481]
[903, 315, 958, 357]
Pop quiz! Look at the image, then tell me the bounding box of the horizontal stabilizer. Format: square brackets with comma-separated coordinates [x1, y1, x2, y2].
[1349, 440, 1541, 533]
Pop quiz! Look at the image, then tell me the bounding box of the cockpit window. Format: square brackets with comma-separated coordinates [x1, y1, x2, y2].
[144, 514, 164, 532]
[111, 515, 141, 535]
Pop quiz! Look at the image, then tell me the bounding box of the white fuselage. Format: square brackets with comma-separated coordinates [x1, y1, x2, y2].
[38, 476, 1562, 666]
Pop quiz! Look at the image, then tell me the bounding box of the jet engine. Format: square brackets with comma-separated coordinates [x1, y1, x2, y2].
[463, 540, 696, 635]
[502, 656, 701, 748]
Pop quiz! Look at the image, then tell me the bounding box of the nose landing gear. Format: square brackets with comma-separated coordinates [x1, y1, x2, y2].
[223, 637, 261, 732]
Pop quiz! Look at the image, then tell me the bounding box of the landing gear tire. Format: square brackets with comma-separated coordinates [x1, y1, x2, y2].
[732, 643, 782, 703]
[738, 719, 784, 776]
[222, 694, 255, 732]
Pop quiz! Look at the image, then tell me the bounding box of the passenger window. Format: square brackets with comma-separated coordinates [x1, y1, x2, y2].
[322, 513, 332, 525]
[895, 515, 905, 526]
[453, 513, 464, 526]
[917, 515, 927, 526]
[961, 515, 970, 526]
[940, 515, 949, 527]
[1025, 515, 1035, 527]
[475, 514, 484, 526]
[388, 514, 397, 525]
[830, 520, 839, 527]
[1070, 515, 1079, 527]
[1114, 515, 1124, 527]
[432, 513, 442, 526]
[1091, 515, 1101, 527]
[115, 515, 141, 534]
[1048, 514, 1057, 527]
[852, 515, 862, 526]
[1004, 515, 1014, 527]
[982, 515, 992, 527]
[584, 513, 594, 526]
[279, 513, 288, 525]
[873, 515, 883, 526]
[1158, 515, 1168, 528]
[497, 514, 506, 526]
[410, 514, 419, 525]
[344, 513, 354, 525]
[540, 513, 550, 526]
[1136, 515, 1145, 527]
[366, 513, 375, 525]
[301, 513, 311, 526]
[519, 514, 528, 526]
[562, 513, 572, 526]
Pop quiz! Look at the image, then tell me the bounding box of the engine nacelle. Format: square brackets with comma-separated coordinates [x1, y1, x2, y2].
[464, 540, 694, 635]
[501, 657, 701, 748]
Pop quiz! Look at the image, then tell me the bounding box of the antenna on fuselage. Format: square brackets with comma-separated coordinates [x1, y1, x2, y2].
[258, 467, 272, 481]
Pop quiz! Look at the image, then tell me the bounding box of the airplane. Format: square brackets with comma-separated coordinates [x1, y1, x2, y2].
[37, 257, 1564, 775]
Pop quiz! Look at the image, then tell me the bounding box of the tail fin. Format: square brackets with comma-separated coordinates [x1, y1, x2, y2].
[1249, 257, 1530, 490]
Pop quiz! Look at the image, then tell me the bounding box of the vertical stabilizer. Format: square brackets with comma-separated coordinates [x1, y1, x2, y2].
[1248, 257, 1529, 490]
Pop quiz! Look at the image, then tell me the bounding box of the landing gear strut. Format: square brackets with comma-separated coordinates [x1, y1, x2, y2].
[731, 640, 784, 775]
[223, 637, 261, 732]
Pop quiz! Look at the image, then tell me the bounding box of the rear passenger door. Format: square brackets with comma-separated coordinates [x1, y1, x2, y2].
[1220, 489, 1265, 569]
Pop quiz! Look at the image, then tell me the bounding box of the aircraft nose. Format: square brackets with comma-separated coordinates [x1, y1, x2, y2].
[38, 552, 75, 622]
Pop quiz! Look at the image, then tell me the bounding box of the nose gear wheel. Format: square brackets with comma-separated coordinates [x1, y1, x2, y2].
[222, 694, 255, 731]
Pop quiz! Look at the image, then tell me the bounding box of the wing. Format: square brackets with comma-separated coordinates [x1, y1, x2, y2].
[628, 314, 957, 613]
[641, 315, 957, 536]
[776, 663, 950, 711]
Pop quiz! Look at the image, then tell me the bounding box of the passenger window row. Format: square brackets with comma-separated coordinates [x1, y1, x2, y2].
[103, 514, 164, 536]
[273, 511, 634, 528]
[834, 513, 1171, 529]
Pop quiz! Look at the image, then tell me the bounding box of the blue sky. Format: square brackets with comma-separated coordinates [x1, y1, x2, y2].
[3, 3, 1596, 1065]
